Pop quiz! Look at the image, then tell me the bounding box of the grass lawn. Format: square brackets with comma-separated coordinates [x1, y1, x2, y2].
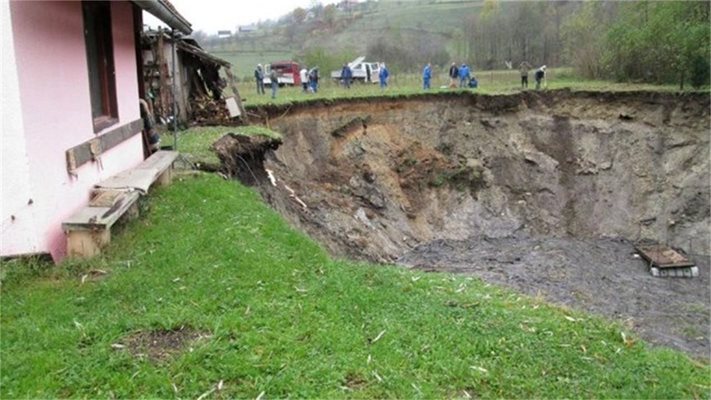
[236, 68, 697, 107]
[1, 173, 709, 398]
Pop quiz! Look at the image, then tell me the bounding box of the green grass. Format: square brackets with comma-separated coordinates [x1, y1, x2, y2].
[236, 68, 701, 107]
[1, 174, 709, 398]
[168, 125, 282, 167]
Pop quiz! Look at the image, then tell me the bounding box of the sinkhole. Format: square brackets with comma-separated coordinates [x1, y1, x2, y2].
[217, 90, 711, 358]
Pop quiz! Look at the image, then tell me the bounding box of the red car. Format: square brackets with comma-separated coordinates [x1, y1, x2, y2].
[263, 61, 301, 86]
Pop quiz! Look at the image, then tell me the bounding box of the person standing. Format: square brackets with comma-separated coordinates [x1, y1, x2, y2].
[255, 64, 265, 95]
[535, 65, 546, 90]
[300, 67, 309, 92]
[309, 67, 319, 93]
[448, 62, 459, 88]
[519, 61, 532, 89]
[269, 68, 278, 99]
[422, 63, 432, 90]
[341, 63, 353, 88]
[458, 63, 470, 88]
[379, 62, 389, 89]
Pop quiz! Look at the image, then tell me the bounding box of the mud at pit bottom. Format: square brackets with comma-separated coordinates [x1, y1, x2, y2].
[398, 235, 710, 360]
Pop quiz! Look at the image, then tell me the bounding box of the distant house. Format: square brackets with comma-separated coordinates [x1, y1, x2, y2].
[238, 25, 257, 33]
[1, 0, 192, 262]
[336, 0, 360, 11]
[217, 30, 232, 38]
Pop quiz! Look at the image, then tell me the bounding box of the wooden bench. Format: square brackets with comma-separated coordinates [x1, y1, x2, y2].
[62, 151, 179, 258]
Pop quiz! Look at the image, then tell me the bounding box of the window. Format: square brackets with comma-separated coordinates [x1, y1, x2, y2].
[83, 1, 118, 132]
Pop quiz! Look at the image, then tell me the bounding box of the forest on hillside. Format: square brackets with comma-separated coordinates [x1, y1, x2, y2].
[201, 0, 709, 88]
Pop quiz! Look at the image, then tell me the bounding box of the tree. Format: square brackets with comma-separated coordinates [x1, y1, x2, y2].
[323, 4, 337, 29]
[293, 7, 307, 24]
[562, 1, 615, 79]
[603, 1, 710, 87]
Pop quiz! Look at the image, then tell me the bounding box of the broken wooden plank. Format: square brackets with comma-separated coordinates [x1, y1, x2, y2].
[95, 169, 159, 193]
[62, 191, 140, 230]
[89, 189, 127, 207]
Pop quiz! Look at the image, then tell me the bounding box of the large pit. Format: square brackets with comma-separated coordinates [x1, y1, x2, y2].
[227, 91, 710, 359]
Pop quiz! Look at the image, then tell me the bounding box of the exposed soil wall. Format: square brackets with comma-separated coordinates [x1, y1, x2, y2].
[256, 91, 710, 261]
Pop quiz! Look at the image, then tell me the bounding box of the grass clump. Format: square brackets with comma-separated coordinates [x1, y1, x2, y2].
[169, 125, 282, 167]
[1, 175, 709, 398]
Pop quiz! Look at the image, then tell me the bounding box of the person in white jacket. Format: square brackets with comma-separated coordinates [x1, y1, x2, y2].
[299, 68, 309, 92]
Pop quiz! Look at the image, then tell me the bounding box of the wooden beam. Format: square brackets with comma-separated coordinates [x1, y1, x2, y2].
[66, 118, 144, 172]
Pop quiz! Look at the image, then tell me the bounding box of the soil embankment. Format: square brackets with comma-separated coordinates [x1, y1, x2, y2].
[221, 90, 710, 359]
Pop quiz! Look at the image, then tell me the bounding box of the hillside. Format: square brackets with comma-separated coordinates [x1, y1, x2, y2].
[203, 0, 709, 91]
[204, 0, 492, 79]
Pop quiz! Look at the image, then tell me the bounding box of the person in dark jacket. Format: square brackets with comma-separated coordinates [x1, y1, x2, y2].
[422, 63, 432, 90]
[448, 62, 459, 88]
[535, 65, 546, 90]
[341, 63, 353, 88]
[309, 67, 319, 93]
[255, 64, 265, 95]
[269, 68, 278, 99]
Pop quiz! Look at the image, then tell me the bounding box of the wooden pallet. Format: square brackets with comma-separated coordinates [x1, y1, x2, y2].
[635, 244, 698, 278]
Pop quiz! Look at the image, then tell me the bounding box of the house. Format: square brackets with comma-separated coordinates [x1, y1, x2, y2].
[336, 0, 360, 11]
[238, 25, 257, 33]
[1, 0, 192, 262]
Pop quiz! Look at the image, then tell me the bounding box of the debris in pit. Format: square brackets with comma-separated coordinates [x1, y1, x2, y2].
[634, 243, 698, 278]
[212, 133, 282, 185]
[331, 116, 371, 138]
[284, 184, 308, 211]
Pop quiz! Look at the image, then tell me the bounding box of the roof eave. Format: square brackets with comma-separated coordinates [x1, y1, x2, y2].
[133, 0, 193, 35]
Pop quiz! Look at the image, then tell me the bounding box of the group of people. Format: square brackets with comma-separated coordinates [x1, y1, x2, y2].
[254, 64, 321, 99]
[253, 64, 282, 99]
[423, 62, 477, 90]
[299, 67, 320, 93]
[445, 62, 476, 89]
[519, 61, 546, 90]
[421, 61, 547, 90]
[257, 59, 547, 97]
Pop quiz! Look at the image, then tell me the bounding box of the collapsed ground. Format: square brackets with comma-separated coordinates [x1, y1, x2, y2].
[216, 90, 710, 360]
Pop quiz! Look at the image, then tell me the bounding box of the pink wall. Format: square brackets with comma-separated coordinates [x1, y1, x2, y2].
[4, 1, 144, 261]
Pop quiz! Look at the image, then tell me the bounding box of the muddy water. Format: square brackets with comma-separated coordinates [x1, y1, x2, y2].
[240, 91, 711, 359]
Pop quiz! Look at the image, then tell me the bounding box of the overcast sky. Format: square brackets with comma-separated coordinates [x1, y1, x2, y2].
[144, 0, 331, 34]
